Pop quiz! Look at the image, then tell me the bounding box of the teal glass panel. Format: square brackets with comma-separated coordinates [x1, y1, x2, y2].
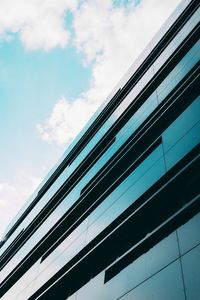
[182, 244, 200, 300]
[178, 212, 200, 255]
[121, 260, 184, 300]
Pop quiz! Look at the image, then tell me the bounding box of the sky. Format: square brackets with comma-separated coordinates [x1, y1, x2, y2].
[0, 0, 181, 239]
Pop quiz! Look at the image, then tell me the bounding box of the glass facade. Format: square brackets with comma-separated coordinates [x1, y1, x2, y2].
[0, 0, 200, 299]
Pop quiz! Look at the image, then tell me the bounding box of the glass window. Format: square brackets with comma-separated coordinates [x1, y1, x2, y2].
[86, 147, 166, 244]
[177, 212, 200, 255]
[121, 260, 184, 300]
[39, 218, 88, 273]
[164, 121, 200, 170]
[26, 145, 166, 296]
[1, 259, 40, 300]
[182, 244, 200, 300]
[76, 270, 126, 300]
[124, 232, 179, 292]
[31, 228, 87, 296]
[156, 40, 200, 104]
[75, 232, 180, 300]
[103, 231, 179, 298]
[163, 96, 200, 152]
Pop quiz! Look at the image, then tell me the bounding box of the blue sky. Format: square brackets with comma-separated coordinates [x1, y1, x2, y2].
[0, 37, 91, 179]
[0, 0, 181, 238]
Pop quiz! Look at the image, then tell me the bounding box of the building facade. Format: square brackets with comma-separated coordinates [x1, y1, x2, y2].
[0, 0, 200, 299]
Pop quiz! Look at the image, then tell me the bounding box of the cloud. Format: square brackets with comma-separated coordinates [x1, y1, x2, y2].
[0, 174, 42, 239]
[0, 0, 77, 50]
[38, 0, 181, 145]
[37, 96, 100, 146]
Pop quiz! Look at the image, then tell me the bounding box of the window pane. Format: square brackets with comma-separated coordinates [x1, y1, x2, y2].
[182, 244, 200, 300]
[121, 260, 184, 300]
[163, 96, 200, 152]
[177, 212, 200, 255]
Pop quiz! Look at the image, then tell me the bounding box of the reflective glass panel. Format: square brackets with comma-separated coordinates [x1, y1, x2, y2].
[121, 260, 184, 300]
[177, 212, 200, 255]
[182, 244, 200, 300]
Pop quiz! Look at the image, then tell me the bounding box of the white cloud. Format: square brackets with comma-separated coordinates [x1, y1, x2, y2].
[0, 0, 77, 50]
[37, 96, 99, 146]
[38, 0, 181, 145]
[0, 174, 42, 239]
[0, 183, 16, 194]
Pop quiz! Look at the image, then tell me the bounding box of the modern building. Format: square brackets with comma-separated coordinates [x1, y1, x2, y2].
[0, 0, 200, 299]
